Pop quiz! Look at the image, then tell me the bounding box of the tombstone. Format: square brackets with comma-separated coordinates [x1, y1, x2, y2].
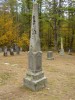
[68, 49, 72, 55]
[24, 1, 47, 91]
[47, 51, 54, 60]
[15, 45, 20, 54]
[3, 46, 8, 56]
[10, 46, 14, 55]
[59, 37, 64, 55]
[13, 43, 16, 52]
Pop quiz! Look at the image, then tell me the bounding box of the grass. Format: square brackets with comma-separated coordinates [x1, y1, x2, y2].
[0, 52, 75, 100]
[0, 72, 11, 85]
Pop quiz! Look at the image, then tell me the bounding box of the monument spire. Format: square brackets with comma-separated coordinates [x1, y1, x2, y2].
[29, 1, 40, 52]
[60, 37, 64, 55]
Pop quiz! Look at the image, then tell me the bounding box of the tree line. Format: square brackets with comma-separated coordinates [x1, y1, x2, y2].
[0, 0, 75, 51]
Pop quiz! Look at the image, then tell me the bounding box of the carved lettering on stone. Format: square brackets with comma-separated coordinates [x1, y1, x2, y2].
[33, 15, 35, 25]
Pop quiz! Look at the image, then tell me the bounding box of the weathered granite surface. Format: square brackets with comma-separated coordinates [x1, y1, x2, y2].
[24, 1, 47, 91]
[3, 46, 8, 56]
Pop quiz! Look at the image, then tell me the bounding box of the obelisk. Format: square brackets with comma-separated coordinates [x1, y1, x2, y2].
[23, 1, 47, 91]
[60, 37, 64, 55]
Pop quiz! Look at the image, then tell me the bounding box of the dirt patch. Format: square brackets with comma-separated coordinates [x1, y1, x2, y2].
[0, 52, 75, 100]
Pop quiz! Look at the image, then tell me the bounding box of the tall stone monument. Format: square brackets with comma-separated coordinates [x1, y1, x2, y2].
[60, 37, 64, 55]
[24, 1, 47, 91]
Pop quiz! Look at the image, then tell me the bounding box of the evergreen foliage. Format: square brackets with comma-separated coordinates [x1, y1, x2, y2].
[0, 0, 75, 51]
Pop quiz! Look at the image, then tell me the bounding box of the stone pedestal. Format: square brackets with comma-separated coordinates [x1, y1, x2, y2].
[24, 71, 46, 91]
[47, 51, 54, 60]
[24, 51, 47, 91]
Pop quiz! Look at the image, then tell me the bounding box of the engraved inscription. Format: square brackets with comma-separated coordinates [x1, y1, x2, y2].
[33, 15, 35, 25]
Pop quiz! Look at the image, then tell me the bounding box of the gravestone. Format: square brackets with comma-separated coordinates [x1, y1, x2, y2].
[24, 1, 47, 91]
[16, 46, 20, 54]
[3, 46, 8, 56]
[60, 37, 64, 55]
[10, 46, 14, 55]
[47, 51, 54, 60]
[68, 49, 72, 55]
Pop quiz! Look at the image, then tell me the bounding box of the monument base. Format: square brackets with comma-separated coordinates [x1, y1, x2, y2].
[60, 49, 64, 56]
[24, 71, 47, 91]
[24, 51, 47, 91]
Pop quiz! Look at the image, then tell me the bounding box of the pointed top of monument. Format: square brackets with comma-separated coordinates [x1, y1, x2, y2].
[29, 0, 40, 52]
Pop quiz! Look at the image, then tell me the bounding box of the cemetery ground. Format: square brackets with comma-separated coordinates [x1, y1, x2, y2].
[0, 52, 75, 100]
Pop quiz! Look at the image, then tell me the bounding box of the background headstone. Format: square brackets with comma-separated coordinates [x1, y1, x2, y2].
[3, 46, 8, 56]
[68, 49, 72, 55]
[20, 47, 22, 52]
[10, 46, 14, 55]
[47, 51, 54, 60]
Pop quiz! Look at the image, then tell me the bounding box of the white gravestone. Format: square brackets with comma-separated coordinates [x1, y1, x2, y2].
[24, 1, 47, 91]
[60, 37, 64, 55]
